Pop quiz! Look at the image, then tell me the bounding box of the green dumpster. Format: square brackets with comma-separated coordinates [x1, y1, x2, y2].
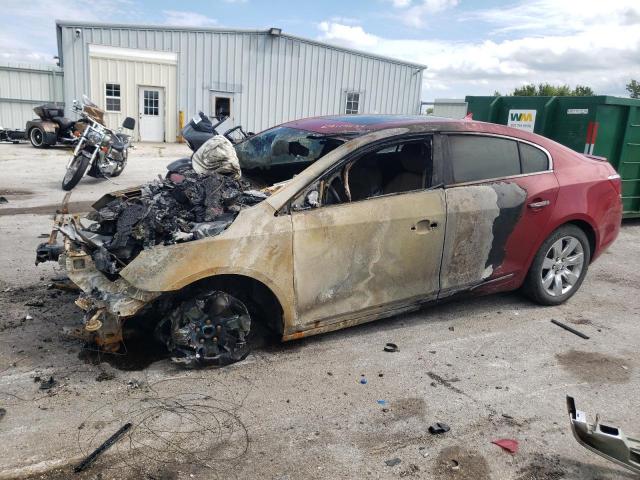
[465, 95, 640, 218]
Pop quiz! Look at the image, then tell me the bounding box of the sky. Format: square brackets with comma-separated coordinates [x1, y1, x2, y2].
[1, 0, 639, 100]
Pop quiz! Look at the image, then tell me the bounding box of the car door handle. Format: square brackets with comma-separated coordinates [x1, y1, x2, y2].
[528, 199, 550, 209]
[411, 219, 438, 233]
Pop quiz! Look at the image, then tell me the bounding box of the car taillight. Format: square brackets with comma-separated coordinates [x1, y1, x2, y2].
[607, 173, 622, 196]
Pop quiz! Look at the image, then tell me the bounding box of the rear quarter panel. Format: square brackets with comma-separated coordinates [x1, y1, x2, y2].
[550, 148, 622, 261]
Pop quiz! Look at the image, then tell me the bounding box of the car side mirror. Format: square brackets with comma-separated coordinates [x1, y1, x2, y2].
[122, 117, 135, 130]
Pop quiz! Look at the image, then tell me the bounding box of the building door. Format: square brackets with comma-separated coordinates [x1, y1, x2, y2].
[138, 87, 164, 142]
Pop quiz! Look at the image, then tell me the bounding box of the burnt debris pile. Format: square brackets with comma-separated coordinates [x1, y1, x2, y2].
[84, 169, 267, 273]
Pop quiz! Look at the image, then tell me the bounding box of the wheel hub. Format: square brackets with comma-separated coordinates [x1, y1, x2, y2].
[167, 291, 251, 367]
[541, 235, 584, 297]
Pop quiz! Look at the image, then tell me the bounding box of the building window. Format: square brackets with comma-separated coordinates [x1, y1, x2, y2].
[143, 90, 159, 116]
[345, 92, 360, 114]
[105, 83, 121, 112]
[214, 96, 231, 119]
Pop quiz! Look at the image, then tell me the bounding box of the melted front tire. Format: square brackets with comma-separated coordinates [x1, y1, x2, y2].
[166, 290, 252, 367]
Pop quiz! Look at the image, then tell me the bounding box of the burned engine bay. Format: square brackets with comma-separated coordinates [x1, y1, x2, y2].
[36, 168, 270, 367]
[78, 169, 267, 274]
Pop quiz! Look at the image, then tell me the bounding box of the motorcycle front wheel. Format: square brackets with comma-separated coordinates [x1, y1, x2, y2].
[62, 152, 90, 190]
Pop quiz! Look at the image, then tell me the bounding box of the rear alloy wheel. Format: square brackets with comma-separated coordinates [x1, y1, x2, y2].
[29, 127, 47, 148]
[523, 225, 590, 305]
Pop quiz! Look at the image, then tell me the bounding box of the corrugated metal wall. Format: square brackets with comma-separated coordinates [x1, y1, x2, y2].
[57, 23, 424, 141]
[0, 63, 63, 129]
[432, 99, 468, 119]
[88, 48, 178, 141]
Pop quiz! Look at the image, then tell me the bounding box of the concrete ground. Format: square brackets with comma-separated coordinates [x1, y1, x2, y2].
[0, 142, 639, 480]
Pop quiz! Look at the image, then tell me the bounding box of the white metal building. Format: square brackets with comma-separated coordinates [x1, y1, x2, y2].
[56, 21, 425, 142]
[0, 62, 63, 129]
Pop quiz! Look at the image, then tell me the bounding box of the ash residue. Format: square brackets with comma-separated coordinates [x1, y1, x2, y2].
[84, 169, 267, 273]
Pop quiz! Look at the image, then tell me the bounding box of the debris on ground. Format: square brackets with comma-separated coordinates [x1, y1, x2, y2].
[551, 319, 590, 339]
[95, 371, 115, 382]
[359, 375, 367, 384]
[127, 379, 143, 389]
[25, 299, 44, 307]
[43, 169, 267, 274]
[0, 407, 6, 421]
[377, 399, 388, 406]
[74, 422, 132, 472]
[491, 438, 519, 454]
[383, 342, 399, 352]
[47, 281, 80, 293]
[385, 457, 402, 467]
[448, 326, 455, 331]
[38, 376, 56, 390]
[428, 422, 451, 434]
[24, 314, 33, 321]
[0, 196, 7, 204]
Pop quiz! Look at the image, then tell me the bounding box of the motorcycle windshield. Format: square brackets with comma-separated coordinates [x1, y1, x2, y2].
[82, 95, 99, 108]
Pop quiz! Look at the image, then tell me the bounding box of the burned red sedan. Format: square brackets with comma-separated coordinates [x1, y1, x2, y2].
[47, 115, 622, 365]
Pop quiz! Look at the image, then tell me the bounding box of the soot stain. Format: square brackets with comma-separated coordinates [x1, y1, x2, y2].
[485, 182, 527, 270]
[556, 350, 631, 384]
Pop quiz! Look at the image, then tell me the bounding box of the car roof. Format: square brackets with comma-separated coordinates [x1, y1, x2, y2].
[281, 114, 460, 135]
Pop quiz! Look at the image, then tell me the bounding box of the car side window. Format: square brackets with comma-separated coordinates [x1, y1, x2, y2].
[448, 135, 520, 183]
[519, 142, 549, 173]
[323, 138, 433, 205]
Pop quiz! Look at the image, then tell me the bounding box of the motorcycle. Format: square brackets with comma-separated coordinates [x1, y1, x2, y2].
[25, 103, 97, 148]
[61, 96, 135, 191]
[166, 112, 253, 174]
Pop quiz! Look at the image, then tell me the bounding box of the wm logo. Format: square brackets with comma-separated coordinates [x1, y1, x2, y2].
[510, 112, 533, 121]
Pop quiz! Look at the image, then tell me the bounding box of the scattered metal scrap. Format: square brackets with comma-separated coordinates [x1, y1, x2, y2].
[567, 396, 640, 474]
[74, 422, 132, 473]
[551, 319, 590, 339]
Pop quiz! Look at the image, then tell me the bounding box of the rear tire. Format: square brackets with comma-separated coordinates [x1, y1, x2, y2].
[523, 224, 591, 305]
[62, 152, 90, 191]
[29, 127, 47, 148]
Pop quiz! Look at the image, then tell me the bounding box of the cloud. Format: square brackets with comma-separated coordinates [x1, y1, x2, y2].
[162, 10, 218, 27]
[0, 0, 139, 64]
[469, 0, 640, 35]
[318, 22, 378, 48]
[316, 16, 640, 98]
[386, 0, 459, 28]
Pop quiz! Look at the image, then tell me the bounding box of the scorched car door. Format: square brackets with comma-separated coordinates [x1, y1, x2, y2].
[440, 133, 558, 296]
[291, 188, 446, 329]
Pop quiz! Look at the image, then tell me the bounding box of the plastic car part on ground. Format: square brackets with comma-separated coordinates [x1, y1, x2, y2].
[567, 396, 640, 474]
[491, 438, 519, 454]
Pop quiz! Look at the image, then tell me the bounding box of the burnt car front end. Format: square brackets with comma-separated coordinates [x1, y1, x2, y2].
[36, 170, 269, 355]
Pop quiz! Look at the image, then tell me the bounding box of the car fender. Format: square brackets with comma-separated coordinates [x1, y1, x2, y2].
[119, 203, 297, 331]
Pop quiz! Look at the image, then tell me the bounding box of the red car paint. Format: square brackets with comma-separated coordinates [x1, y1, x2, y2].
[279, 115, 622, 293]
[448, 121, 622, 293]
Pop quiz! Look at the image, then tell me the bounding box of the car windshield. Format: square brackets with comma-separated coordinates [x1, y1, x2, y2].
[235, 126, 347, 170]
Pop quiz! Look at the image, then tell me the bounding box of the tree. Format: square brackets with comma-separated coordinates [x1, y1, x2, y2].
[573, 85, 594, 96]
[627, 79, 640, 99]
[511, 83, 594, 96]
